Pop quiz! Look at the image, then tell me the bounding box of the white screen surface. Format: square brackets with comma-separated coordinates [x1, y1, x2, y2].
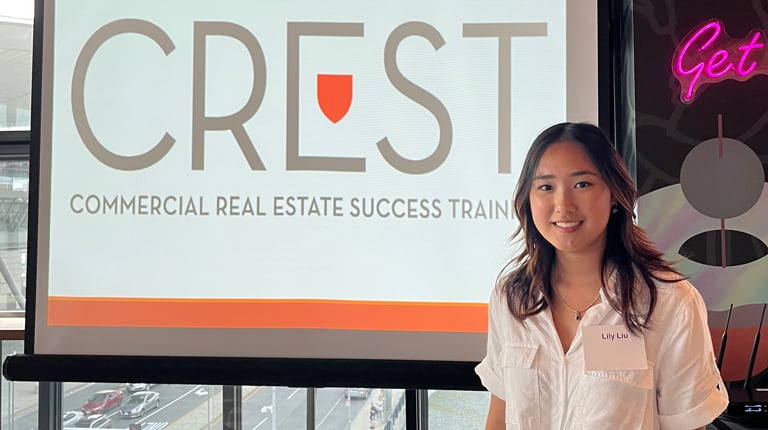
[34, 0, 599, 360]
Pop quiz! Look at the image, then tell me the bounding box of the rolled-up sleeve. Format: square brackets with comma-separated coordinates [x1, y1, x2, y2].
[475, 287, 506, 399]
[656, 285, 728, 429]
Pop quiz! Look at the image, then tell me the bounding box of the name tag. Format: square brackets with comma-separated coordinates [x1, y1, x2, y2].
[582, 324, 647, 371]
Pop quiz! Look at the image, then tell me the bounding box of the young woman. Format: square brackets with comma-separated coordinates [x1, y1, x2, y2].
[475, 123, 728, 430]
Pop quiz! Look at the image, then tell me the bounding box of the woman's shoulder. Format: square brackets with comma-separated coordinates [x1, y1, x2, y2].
[492, 269, 525, 301]
[608, 267, 691, 299]
[652, 271, 695, 295]
[652, 274, 703, 317]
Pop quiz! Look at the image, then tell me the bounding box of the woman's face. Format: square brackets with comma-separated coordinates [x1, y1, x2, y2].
[529, 141, 613, 259]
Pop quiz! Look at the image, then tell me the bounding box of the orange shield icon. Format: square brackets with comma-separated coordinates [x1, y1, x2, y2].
[317, 74, 352, 124]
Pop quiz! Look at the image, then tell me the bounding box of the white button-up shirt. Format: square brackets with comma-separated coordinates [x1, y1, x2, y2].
[475, 278, 728, 429]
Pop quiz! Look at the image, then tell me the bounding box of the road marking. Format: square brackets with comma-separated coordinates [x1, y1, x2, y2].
[316, 395, 343, 429]
[136, 422, 168, 430]
[287, 388, 302, 400]
[137, 385, 203, 423]
[251, 417, 269, 429]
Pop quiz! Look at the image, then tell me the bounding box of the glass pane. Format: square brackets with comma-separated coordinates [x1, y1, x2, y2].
[240, 386, 307, 430]
[428, 390, 489, 430]
[0, 161, 29, 314]
[1, 340, 36, 429]
[62, 382, 222, 429]
[374, 389, 406, 430]
[314, 388, 405, 430]
[0, 1, 34, 130]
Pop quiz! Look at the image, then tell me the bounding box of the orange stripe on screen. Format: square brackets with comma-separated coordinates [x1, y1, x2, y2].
[47, 297, 488, 332]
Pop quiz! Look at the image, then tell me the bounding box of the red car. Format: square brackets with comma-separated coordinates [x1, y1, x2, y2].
[81, 390, 124, 415]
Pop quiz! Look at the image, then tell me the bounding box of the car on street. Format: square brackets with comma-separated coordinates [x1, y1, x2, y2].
[345, 388, 371, 399]
[80, 390, 124, 415]
[71, 413, 113, 428]
[125, 383, 153, 392]
[62, 410, 84, 426]
[118, 391, 160, 418]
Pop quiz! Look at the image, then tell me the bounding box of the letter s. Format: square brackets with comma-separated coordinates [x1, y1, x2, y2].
[377, 22, 452, 175]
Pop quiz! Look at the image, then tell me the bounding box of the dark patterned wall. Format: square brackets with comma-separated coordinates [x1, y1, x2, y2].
[632, 0, 768, 381]
[634, 0, 768, 195]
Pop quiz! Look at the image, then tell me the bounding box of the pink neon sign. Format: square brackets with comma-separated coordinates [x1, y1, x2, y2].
[672, 20, 766, 103]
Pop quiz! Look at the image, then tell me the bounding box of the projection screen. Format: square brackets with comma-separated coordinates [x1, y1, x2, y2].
[31, 0, 600, 362]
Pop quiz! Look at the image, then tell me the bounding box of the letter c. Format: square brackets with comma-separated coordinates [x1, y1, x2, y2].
[72, 19, 176, 170]
[70, 194, 84, 213]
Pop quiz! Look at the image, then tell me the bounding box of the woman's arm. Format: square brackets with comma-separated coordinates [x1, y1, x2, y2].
[655, 284, 728, 429]
[485, 394, 506, 430]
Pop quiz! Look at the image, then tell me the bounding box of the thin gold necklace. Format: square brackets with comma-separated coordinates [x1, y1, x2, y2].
[552, 286, 602, 320]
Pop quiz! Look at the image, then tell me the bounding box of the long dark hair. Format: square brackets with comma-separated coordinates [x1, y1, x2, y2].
[500, 122, 681, 332]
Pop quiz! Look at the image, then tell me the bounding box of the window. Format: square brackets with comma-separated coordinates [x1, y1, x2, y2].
[0, 0, 33, 130]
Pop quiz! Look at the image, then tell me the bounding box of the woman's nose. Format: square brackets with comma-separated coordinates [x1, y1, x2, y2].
[554, 189, 576, 213]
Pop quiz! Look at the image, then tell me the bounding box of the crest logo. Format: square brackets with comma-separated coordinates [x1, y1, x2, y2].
[317, 74, 353, 124]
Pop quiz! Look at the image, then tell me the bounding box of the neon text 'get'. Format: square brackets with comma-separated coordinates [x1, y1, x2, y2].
[672, 20, 766, 103]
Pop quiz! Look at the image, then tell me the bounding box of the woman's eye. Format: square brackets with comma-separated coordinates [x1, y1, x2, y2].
[537, 184, 552, 191]
[575, 181, 591, 189]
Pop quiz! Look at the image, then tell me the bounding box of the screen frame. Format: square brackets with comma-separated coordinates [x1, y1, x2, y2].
[6, 0, 620, 389]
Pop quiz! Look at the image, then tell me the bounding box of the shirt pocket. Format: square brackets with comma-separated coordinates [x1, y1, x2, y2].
[501, 345, 541, 430]
[574, 366, 654, 430]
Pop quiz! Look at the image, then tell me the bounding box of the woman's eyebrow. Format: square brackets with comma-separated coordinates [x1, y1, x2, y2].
[570, 170, 598, 177]
[533, 170, 597, 181]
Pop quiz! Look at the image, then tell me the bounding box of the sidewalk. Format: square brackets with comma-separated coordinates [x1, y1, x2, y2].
[350, 389, 405, 430]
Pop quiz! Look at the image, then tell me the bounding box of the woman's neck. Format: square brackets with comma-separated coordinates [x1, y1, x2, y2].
[553, 252, 604, 287]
